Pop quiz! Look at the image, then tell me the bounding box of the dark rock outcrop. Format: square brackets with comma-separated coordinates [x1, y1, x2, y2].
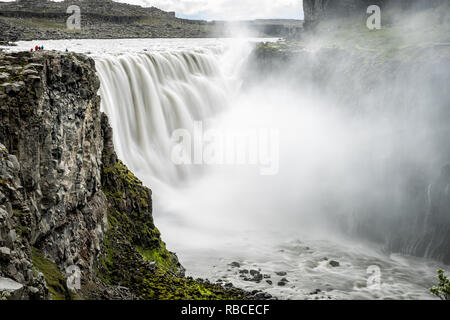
[0, 51, 106, 299]
[303, 0, 447, 27]
[0, 143, 48, 299]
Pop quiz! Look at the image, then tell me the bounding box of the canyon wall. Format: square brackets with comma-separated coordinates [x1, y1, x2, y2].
[0, 51, 107, 299]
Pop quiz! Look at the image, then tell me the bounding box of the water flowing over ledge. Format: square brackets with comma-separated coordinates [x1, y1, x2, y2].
[86, 39, 449, 299]
[6, 37, 447, 299]
[96, 50, 232, 184]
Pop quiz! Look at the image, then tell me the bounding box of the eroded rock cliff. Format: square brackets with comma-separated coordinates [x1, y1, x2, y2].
[0, 51, 106, 299]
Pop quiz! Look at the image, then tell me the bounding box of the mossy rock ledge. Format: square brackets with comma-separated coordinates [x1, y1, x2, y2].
[96, 116, 248, 300]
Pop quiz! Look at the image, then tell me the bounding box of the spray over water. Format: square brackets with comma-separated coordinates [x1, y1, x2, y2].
[7, 16, 448, 297]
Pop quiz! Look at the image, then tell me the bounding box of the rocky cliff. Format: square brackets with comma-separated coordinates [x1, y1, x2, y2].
[0, 50, 250, 300]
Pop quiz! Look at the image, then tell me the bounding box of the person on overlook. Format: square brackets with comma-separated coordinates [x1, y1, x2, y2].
[35, 45, 39, 51]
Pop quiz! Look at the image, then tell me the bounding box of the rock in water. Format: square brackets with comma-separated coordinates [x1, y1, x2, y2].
[329, 260, 340, 267]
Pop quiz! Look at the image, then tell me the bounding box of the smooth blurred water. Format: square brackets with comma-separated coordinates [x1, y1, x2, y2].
[5, 38, 448, 299]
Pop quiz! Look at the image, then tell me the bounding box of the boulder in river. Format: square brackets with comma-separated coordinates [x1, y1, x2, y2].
[329, 260, 340, 267]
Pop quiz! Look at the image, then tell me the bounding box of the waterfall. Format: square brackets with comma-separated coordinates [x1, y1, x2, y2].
[4, 36, 448, 299]
[96, 49, 238, 186]
[93, 39, 449, 268]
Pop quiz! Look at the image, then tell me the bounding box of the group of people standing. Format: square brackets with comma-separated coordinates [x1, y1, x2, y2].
[29, 45, 70, 53]
[30, 45, 44, 52]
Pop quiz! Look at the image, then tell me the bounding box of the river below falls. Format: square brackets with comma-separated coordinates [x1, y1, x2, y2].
[4, 38, 449, 300]
[168, 232, 444, 300]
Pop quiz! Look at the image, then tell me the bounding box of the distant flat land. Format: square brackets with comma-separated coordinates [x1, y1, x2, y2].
[0, 0, 303, 42]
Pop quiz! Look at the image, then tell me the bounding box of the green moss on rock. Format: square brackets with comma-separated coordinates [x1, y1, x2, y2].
[31, 247, 77, 300]
[98, 158, 247, 300]
[101, 160, 176, 272]
[136, 245, 180, 273]
[431, 270, 450, 300]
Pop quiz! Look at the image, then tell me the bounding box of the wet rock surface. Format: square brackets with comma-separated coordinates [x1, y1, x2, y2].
[0, 141, 48, 299]
[303, 0, 446, 28]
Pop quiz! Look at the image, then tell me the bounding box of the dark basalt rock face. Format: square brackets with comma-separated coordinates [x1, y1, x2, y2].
[0, 51, 107, 299]
[388, 165, 450, 264]
[303, 0, 385, 23]
[303, 0, 447, 27]
[0, 50, 249, 300]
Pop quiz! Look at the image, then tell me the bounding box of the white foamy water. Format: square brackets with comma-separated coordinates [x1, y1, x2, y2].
[4, 38, 448, 300]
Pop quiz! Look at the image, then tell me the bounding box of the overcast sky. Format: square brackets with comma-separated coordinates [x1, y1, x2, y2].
[0, 0, 304, 20]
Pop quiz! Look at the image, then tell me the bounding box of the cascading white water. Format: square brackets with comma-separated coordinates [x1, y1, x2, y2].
[96, 50, 238, 186]
[5, 31, 449, 300]
[17, 37, 438, 300]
